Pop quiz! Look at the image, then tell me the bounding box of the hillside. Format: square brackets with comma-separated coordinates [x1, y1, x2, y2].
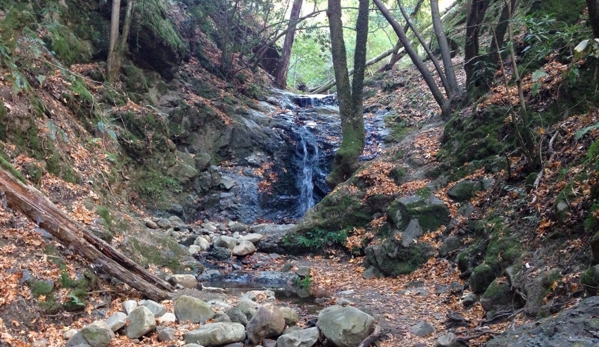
[0, 0, 599, 346]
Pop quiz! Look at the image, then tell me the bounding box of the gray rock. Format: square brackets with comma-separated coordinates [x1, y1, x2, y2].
[362, 267, 382, 279]
[168, 215, 184, 227]
[157, 312, 176, 325]
[122, 300, 137, 314]
[194, 236, 211, 251]
[226, 307, 249, 326]
[175, 295, 215, 323]
[126, 306, 156, 339]
[276, 327, 319, 347]
[66, 321, 114, 347]
[188, 245, 202, 255]
[228, 221, 248, 232]
[144, 218, 159, 229]
[524, 268, 561, 316]
[439, 235, 463, 257]
[208, 246, 231, 260]
[486, 296, 599, 347]
[141, 300, 167, 318]
[214, 311, 232, 323]
[481, 279, 521, 312]
[246, 304, 286, 344]
[317, 305, 375, 347]
[280, 307, 299, 326]
[410, 321, 435, 337]
[295, 266, 311, 277]
[252, 224, 297, 253]
[156, 218, 172, 229]
[436, 332, 457, 347]
[461, 293, 478, 307]
[213, 236, 238, 250]
[401, 219, 424, 247]
[104, 312, 127, 332]
[232, 240, 257, 256]
[470, 263, 496, 294]
[169, 274, 198, 289]
[219, 177, 236, 190]
[157, 327, 176, 342]
[184, 322, 245, 345]
[237, 298, 257, 319]
[447, 180, 483, 202]
[240, 233, 263, 243]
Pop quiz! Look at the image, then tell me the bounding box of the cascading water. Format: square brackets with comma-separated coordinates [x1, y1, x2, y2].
[295, 126, 320, 216]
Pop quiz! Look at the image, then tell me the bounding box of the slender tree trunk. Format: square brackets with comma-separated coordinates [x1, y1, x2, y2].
[373, 0, 449, 115]
[490, 0, 516, 66]
[325, 0, 369, 188]
[106, 0, 121, 83]
[587, 0, 599, 37]
[430, 0, 459, 98]
[398, 0, 451, 96]
[275, 0, 303, 88]
[464, 0, 490, 93]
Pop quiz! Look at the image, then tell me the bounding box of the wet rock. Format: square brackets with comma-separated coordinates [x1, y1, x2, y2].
[184, 322, 245, 346]
[485, 296, 599, 347]
[66, 321, 114, 347]
[168, 274, 198, 289]
[232, 240, 257, 256]
[410, 321, 435, 337]
[126, 306, 156, 339]
[447, 180, 483, 202]
[246, 304, 286, 344]
[104, 312, 127, 332]
[208, 246, 231, 260]
[141, 300, 167, 318]
[175, 295, 215, 323]
[276, 327, 319, 347]
[317, 305, 374, 347]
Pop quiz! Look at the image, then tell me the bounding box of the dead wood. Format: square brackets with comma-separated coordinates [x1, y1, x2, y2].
[0, 168, 173, 301]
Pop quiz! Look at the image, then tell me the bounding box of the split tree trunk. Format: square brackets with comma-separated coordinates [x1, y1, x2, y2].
[275, 0, 303, 89]
[464, 0, 490, 93]
[0, 168, 173, 301]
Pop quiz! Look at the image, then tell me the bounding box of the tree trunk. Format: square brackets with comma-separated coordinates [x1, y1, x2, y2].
[398, 0, 451, 96]
[587, 0, 599, 37]
[275, 0, 303, 89]
[325, 0, 369, 188]
[490, 0, 516, 66]
[464, 0, 490, 94]
[0, 168, 173, 301]
[373, 0, 449, 115]
[430, 0, 459, 98]
[106, 0, 121, 83]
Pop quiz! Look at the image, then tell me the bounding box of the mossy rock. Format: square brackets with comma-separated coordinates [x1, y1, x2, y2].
[28, 279, 55, 297]
[447, 180, 483, 202]
[387, 194, 451, 232]
[582, 264, 599, 295]
[480, 278, 521, 312]
[122, 229, 201, 273]
[121, 63, 149, 94]
[365, 240, 434, 276]
[470, 263, 496, 294]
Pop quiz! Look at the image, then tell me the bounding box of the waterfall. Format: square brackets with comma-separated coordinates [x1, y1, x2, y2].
[295, 126, 321, 217]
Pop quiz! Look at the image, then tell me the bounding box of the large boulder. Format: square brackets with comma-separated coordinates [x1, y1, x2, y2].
[253, 224, 297, 253]
[387, 194, 450, 232]
[365, 236, 435, 276]
[276, 327, 319, 347]
[184, 322, 246, 346]
[246, 304, 286, 344]
[447, 180, 483, 202]
[66, 321, 114, 347]
[174, 295, 215, 323]
[485, 296, 599, 346]
[126, 306, 156, 339]
[316, 305, 375, 347]
[232, 240, 257, 256]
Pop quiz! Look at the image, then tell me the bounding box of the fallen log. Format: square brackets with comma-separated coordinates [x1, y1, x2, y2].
[0, 167, 173, 301]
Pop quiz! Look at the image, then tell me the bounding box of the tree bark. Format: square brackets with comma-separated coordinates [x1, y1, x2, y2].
[373, 0, 449, 115]
[587, 0, 599, 38]
[106, 0, 121, 83]
[464, 0, 490, 93]
[325, 0, 369, 188]
[275, 0, 303, 89]
[430, 0, 459, 98]
[0, 168, 173, 301]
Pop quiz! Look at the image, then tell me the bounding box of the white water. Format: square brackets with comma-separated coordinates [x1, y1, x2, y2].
[296, 126, 320, 216]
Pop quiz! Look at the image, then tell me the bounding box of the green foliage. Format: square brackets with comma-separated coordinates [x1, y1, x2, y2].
[0, 151, 27, 183]
[293, 274, 312, 291]
[134, 170, 181, 201]
[284, 227, 348, 251]
[96, 206, 112, 228]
